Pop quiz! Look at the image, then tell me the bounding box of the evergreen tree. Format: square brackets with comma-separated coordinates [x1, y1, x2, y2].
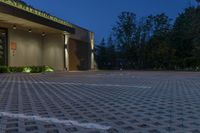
[95, 38, 107, 69]
[107, 36, 116, 69]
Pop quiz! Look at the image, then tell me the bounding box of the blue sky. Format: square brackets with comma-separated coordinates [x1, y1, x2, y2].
[25, 0, 197, 43]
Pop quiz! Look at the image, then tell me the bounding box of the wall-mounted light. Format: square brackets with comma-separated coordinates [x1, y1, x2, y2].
[13, 25, 17, 30]
[28, 29, 32, 33]
[42, 32, 46, 37]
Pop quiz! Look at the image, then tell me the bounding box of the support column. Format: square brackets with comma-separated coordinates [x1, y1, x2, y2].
[90, 32, 95, 70]
[64, 34, 69, 71]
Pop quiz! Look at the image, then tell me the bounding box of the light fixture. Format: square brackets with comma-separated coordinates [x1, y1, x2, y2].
[28, 29, 32, 33]
[42, 32, 46, 36]
[13, 25, 17, 30]
[1, 32, 6, 36]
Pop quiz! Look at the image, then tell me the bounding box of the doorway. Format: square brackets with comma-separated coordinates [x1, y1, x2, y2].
[68, 38, 90, 71]
[0, 28, 7, 66]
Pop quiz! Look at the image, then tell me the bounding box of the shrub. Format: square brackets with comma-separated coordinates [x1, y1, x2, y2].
[0, 66, 54, 73]
[9, 67, 24, 73]
[43, 66, 54, 72]
[0, 66, 10, 73]
[22, 67, 32, 73]
[30, 66, 43, 73]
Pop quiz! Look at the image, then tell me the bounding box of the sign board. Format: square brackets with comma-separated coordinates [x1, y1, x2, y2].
[10, 42, 17, 50]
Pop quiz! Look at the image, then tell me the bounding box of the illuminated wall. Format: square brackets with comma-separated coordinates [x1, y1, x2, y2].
[8, 28, 43, 67]
[68, 26, 95, 70]
[42, 34, 64, 70]
[7, 27, 94, 71]
[8, 28, 65, 70]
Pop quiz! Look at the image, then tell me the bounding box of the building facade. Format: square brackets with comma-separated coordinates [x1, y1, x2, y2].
[0, 0, 95, 71]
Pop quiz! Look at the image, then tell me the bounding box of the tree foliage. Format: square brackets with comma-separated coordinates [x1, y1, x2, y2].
[95, 5, 200, 70]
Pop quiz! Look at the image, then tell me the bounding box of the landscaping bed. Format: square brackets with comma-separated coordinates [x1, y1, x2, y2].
[0, 66, 54, 73]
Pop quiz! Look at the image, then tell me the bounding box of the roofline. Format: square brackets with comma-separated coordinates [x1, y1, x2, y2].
[0, 1, 75, 34]
[72, 23, 94, 34]
[0, 0, 73, 28]
[0, 0, 94, 34]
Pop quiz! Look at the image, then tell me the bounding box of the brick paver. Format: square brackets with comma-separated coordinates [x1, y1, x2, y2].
[0, 71, 200, 133]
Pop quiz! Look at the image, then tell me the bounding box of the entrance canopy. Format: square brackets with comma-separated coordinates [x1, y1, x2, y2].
[0, 1, 75, 34]
[0, 12, 66, 34]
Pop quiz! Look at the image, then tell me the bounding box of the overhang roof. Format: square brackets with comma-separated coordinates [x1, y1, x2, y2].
[0, 0, 75, 34]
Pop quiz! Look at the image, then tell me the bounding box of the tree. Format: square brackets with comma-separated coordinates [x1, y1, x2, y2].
[96, 6, 200, 70]
[171, 6, 200, 68]
[196, 0, 200, 4]
[95, 38, 108, 69]
[137, 13, 173, 69]
[136, 15, 154, 68]
[106, 36, 116, 69]
[112, 12, 137, 68]
[153, 13, 171, 38]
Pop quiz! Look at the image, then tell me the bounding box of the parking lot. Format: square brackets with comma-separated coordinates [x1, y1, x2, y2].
[0, 71, 200, 133]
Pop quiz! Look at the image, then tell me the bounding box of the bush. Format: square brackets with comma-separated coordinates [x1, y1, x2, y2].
[0, 66, 10, 73]
[43, 66, 54, 72]
[30, 66, 43, 73]
[0, 66, 54, 73]
[22, 67, 32, 73]
[9, 67, 24, 73]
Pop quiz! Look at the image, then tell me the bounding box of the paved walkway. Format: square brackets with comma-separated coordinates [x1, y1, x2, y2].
[0, 71, 200, 133]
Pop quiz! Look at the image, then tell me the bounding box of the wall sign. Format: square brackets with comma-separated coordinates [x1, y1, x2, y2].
[11, 42, 17, 56]
[11, 42, 17, 50]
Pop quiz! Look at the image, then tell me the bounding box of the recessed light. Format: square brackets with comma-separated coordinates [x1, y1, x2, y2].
[13, 25, 17, 30]
[42, 32, 46, 36]
[28, 29, 32, 33]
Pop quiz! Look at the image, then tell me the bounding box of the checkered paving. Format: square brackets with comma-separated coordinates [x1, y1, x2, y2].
[0, 72, 200, 133]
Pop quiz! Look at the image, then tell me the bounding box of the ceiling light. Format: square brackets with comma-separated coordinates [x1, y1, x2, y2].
[13, 25, 17, 30]
[28, 29, 32, 33]
[42, 32, 46, 36]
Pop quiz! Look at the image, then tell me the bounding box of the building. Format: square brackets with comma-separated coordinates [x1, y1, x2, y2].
[0, 0, 95, 71]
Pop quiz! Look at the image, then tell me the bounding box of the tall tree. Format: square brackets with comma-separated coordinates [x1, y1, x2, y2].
[112, 12, 137, 68]
[96, 7, 200, 70]
[143, 13, 173, 69]
[136, 16, 154, 68]
[171, 6, 200, 68]
[106, 36, 116, 69]
[153, 13, 171, 38]
[95, 38, 108, 69]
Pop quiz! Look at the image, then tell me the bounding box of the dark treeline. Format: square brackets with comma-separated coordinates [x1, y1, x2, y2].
[95, 2, 200, 70]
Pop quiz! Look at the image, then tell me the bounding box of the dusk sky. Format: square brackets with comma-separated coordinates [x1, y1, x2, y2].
[25, 0, 197, 43]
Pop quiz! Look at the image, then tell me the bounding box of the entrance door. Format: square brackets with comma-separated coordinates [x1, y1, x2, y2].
[68, 38, 90, 71]
[0, 28, 7, 66]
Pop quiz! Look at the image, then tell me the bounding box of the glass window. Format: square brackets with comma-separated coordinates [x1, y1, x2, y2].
[0, 28, 7, 66]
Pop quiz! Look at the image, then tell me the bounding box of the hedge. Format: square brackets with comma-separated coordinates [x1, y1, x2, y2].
[0, 66, 54, 73]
